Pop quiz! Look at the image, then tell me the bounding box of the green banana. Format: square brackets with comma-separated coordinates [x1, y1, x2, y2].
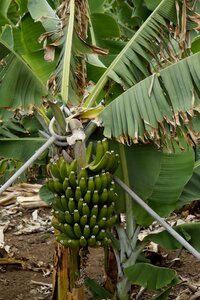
[65, 211, 73, 225]
[89, 151, 111, 173]
[65, 186, 74, 199]
[106, 172, 112, 187]
[52, 221, 66, 233]
[68, 171, 77, 189]
[53, 178, 64, 194]
[86, 141, 93, 164]
[68, 159, 77, 174]
[99, 188, 108, 204]
[78, 198, 84, 212]
[74, 223, 82, 238]
[79, 177, 87, 194]
[98, 205, 108, 220]
[80, 236, 87, 247]
[78, 168, 88, 181]
[100, 172, 108, 189]
[56, 233, 69, 242]
[73, 209, 80, 223]
[102, 237, 111, 246]
[75, 186, 82, 201]
[92, 190, 99, 204]
[94, 174, 102, 192]
[88, 235, 96, 247]
[109, 153, 120, 174]
[80, 215, 88, 227]
[105, 150, 117, 173]
[64, 223, 76, 239]
[53, 210, 66, 223]
[54, 194, 64, 211]
[60, 195, 68, 211]
[82, 203, 90, 216]
[56, 156, 65, 170]
[108, 188, 117, 204]
[101, 138, 109, 153]
[88, 177, 95, 193]
[83, 225, 90, 239]
[50, 162, 62, 181]
[84, 190, 91, 204]
[89, 140, 104, 167]
[96, 229, 106, 241]
[60, 239, 71, 247]
[91, 204, 98, 216]
[63, 177, 70, 191]
[98, 217, 107, 229]
[89, 215, 97, 228]
[59, 160, 69, 181]
[107, 214, 118, 227]
[107, 203, 115, 218]
[46, 178, 55, 192]
[91, 224, 99, 236]
[68, 239, 80, 248]
[68, 197, 76, 213]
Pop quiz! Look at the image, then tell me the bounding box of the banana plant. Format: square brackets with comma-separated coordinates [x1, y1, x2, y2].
[1, 0, 200, 299]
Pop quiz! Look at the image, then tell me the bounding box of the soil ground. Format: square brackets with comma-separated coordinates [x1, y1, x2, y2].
[0, 204, 200, 300]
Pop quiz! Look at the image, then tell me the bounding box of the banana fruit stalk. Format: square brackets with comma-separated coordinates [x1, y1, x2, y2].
[44, 138, 119, 249]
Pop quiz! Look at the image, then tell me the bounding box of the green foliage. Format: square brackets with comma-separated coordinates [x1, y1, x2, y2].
[39, 184, 54, 204]
[177, 160, 200, 209]
[0, 138, 47, 162]
[85, 277, 113, 300]
[124, 263, 180, 290]
[146, 222, 200, 251]
[115, 142, 194, 225]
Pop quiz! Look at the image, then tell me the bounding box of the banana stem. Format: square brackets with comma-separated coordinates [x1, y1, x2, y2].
[52, 244, 83, 300]
[119, 144, 136, 239]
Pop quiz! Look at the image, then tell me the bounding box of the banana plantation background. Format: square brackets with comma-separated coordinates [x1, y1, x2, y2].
[0, 0, 200, 299]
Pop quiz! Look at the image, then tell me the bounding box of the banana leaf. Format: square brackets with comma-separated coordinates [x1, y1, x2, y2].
[177, 160, 200, 209]
[115, 142, 194, 225]
[145, 222, 200, 251]
[124, 263, 180, 290]
[0, 138, 47, 162]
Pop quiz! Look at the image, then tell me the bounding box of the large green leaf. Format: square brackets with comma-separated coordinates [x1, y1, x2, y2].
[84, 0, 198, 108]
[146, 222, 200, 251]
[0, 13, 57, 109]
[0, 138, 47, 162]
[177, 160, 200, 209]
[101, 52, 200, 145]
[124, 263, 179, 290]
[116, 143, 194, 225]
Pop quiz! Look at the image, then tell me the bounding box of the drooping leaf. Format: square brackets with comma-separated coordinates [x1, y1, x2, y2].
[84, 0, 198, 108]
[101, 52, 200, 146]
[145, 222, 200, 251]
[124, 263, 179, 290]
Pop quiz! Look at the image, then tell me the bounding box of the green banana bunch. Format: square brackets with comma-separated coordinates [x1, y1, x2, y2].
[44, 138, 120, 249]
